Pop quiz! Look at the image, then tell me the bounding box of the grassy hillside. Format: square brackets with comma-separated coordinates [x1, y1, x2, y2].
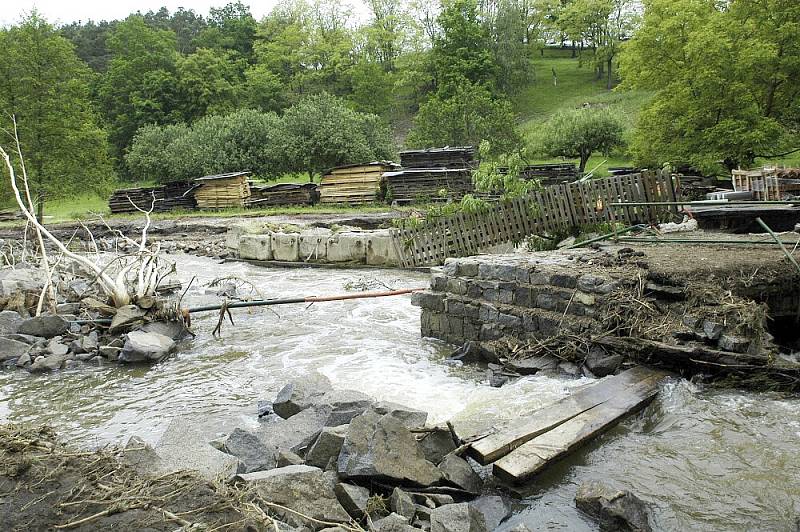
[514, 48, 652, 176]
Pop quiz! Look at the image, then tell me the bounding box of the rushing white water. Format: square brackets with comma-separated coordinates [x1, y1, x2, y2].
[1, 254, 798, 530]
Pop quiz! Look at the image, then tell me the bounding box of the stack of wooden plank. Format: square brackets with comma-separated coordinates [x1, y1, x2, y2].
[399, 147, 476, 169]
[518, 163, 579, 184]
[194, 171, 251, 209]
[382, 168, 474, 204]
[246, 182, 318, 207]
[319, 162, 399, 205]
[108, 181, 197, 214]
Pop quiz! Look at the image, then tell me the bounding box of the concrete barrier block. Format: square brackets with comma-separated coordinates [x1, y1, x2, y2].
[238, 234, 273, 261]
[299, 229, 331, 262]
[365, 231, 399, 266]
[326, 232, 367, 263]
[271, 233, 300, 261]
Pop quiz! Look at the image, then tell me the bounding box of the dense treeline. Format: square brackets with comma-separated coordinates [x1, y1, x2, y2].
[0, 0, 798, 209]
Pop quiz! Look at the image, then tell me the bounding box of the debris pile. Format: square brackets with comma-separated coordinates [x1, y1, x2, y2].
[247, 182, 319, 207]
[108, 181, 197, 214]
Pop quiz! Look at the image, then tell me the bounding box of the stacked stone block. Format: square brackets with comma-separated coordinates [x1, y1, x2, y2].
[412, 253, 623, 346]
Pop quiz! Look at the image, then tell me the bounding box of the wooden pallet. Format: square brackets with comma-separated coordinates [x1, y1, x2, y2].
[467, 366, 670, 484]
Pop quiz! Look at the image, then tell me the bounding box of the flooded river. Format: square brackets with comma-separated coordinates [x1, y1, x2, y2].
[1, 255, 798, 530]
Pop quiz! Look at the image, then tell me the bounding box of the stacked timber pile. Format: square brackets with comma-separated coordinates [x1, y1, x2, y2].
[382, 168, 474, 203]
[676, 174, 717, 200]
[384, 147, 476, 203]
[194, 171, 251, 209]
[319, 161, 399, 205]
[399, 146, 476, 169]
[607, 166, 641, 176]
[246, 182, 318, 207]
[108, 181, 196, 214]
[518, 163, 579, 185]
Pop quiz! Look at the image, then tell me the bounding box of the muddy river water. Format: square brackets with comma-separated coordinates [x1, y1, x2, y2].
[1, 255, 798, 530]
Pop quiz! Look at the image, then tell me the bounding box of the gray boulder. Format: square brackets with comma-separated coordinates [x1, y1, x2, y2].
[338, 410, 442, 487]
[109, 304, 146, 333]
[276, 449, 304, 467]
[0, 337, 29, 362]
[121, 435, 164, 475]
[29, 354, 66, 372]
[506, 355, 559, 375]
[0, 310, 22, 334]
[390, 487, 417, 521]
[17, 314, 67, 338]
[15, 353, 31, 367]
[56, 303, 81, 315]
[323, 389, 375, 426]
[575, 480, 652, 532]
[119, 330, 175, 362]
[430, 503, 487, 532]
[372, 401, 428, 429]
[469, 496, 512, 530]
[0, 268, 43, 296]
[47, 337, 69, 356]
[584, 348, 624, 377]
[140, 320, 190, 341]
[222, 428, 277, 473]
[305, 424, 348, 469]
[154, 418, 239, 480]
[438, 454, 482, 495]
[235, 465, 350, 528]
[272, 372, 334, 418]
[5, 333, 41, 344]
[257, 405, 332, 456]
[372, 513, 418, 532]
[334, 482, 370, 519]
[419, 428, 457, 465]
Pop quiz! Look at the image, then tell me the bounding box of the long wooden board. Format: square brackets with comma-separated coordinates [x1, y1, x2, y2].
[492, 370, 667, 484]
[468, 366, 666, 464]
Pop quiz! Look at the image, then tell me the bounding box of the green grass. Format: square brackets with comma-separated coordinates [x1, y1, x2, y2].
[513, 48, 653, 176]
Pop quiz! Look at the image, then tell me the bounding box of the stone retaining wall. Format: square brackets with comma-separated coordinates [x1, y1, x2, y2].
[412, 252, 617, 346]
[411, 248, 791, 359]
[230, 227, 400, 266]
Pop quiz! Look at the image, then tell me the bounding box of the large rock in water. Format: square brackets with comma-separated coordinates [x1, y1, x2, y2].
[109, 304, 146, 333]
[430, 502, 487, 532]
[0, 337, 30, 362]
[468, 496, 512, 530]
[140, 321, 190, 341]
[438, 454, 483, 495]
[17, 314, 67, 338]
[257, 405, 333, 456]
[235, 465, 350, 528]
[575, 480, 652, 532]
[272, 372, 334, 418]
[119, 330, 175, 362]
[28, 354, 66, 372]
[271, 374, 375, 425]
[337, 410, 442, 487]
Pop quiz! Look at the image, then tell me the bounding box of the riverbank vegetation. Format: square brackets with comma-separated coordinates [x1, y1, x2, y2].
[0, 0, 798, 220]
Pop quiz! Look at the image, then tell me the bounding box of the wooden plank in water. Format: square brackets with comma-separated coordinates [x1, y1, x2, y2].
[492, 370, 667, 484]
[468, 366, 665, 464]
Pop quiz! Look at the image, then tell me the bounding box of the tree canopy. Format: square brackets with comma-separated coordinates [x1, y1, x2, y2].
[619, 0, 800, 172]
[0, 13, 113, 214]
[537, 108, 624, 171]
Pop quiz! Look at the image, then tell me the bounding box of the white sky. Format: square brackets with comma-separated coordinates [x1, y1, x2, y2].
[1, 0, 358, 27]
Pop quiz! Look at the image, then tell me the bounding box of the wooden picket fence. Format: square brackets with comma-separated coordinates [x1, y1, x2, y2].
[390, 170, 679, 267]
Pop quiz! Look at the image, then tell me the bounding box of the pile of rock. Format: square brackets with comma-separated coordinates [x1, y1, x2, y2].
[126, 373, 519, 532]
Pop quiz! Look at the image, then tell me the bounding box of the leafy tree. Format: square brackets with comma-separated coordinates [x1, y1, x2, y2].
[619, 0, 800, 172]
[241, 64, 289, 113]
[194, 2, 257, 61]
[406, 82, 520, 154]
[537, 108, 623, 171]
[124, 123, 190, 182]
[431, 0, 498, 94]
[278, 92, 395, 180]
[0, 14, 114, 216]
[177, 48, 245, 121]
[126, 110, 283, 182]
[99, 16, 181, 168]
[60, 19, 118, 72]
